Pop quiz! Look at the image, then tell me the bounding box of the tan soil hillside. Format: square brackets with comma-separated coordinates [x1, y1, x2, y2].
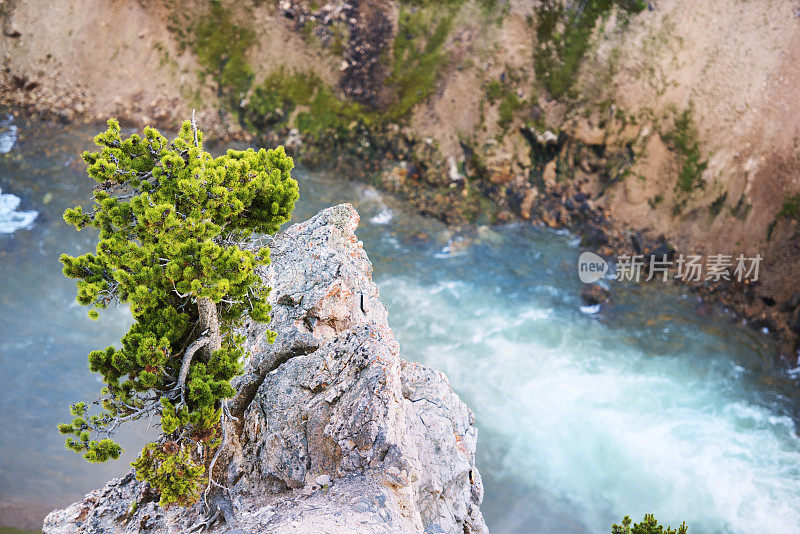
[1, 0, 799, 351]
[602, 0, 800, 309]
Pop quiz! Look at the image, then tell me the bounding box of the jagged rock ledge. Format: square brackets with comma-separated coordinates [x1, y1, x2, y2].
[44, 204, 488, 534]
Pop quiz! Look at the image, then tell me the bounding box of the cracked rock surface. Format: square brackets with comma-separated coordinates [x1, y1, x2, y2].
[44, 204, 487, 534]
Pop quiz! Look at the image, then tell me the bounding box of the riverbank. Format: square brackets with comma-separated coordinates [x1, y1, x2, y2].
[0, 501, 49, 533]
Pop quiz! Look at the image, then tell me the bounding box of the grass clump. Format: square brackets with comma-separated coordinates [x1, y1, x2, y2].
[193, 0, 255, 105]
[769, 191, 800, 239]
[730, 193, 752, 220]
[664, 108, 707, 193]
[708, 191, 727, 218]
[483, 71, 528, 131]
[485, 79, 504, 103]
[498, 92, 525, 129]
[777, 192, 800, 219]
[647, 194, 663, 209]
[247, 68, 316, 129]
[534, 0, 646, 99]
[386, 2, 459, 122]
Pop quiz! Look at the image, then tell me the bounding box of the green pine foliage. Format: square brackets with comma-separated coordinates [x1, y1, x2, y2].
[58, 118, 298, 506]
[132, 442, 208, 507]
[612, 514, 688, 534]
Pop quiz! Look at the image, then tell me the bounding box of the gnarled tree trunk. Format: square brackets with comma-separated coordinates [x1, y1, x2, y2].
[198, 296, 222, 359]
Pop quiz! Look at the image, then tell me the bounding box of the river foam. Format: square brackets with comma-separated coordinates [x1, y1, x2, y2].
[0, 188, 38, 233]
[377, 246, 800, 534]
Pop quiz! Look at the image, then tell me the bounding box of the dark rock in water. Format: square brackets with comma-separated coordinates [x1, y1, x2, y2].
[580, 224, 609, 248]
[791, 308, 800, 335]
[407, 231, 430, 244]
[43, 205, 488, 534]
[779, 292, 800, 312]
[581, 283, 610, 306]
[696, 302, 714, 317]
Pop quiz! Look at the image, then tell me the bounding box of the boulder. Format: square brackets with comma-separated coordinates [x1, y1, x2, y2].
[519, 187, 539, 220]
[43, 204, 487, 534]
[542, 160, 557, 188]
[483, 142, 515, 185]
[581, 283, 610, 306]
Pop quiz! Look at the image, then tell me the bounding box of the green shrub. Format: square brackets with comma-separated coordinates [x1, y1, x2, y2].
[485, 79, 504, 103]
[612, 514, 688, 534]
[778, 193, 800, 219]
[664, 108, 707, 193]
[247, 68, 317, 129]
[387, 3, 457, 121]
[498, 92, 525, 129]
[708, 191, 727, 218]
[647, 194, 663, 209]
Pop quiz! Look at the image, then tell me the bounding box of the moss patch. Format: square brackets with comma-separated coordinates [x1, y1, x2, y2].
[534, 0, 646, 99]
[162, 0, 255, 110]
[483, 70, 529, 132]
[498, 92, 525, 129]
[647, 194, 663, 209]
[777, 193, 800, 219]
[0, 526, 41, 534]
[246, 68, 368, 139]
[193, 0, 255, 105]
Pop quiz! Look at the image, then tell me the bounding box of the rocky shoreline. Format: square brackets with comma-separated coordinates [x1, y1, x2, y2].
[43, 204, 488, 534]
[4, 99, 796, 356]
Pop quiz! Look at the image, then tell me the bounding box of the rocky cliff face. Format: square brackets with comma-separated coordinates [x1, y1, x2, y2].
[42, 204, 487, 534]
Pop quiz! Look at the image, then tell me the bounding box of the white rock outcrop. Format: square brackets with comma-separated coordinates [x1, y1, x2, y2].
[44, 204, 487, 534]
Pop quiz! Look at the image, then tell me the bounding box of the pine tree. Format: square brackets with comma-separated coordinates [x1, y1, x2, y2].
[57, 117, 298, 506]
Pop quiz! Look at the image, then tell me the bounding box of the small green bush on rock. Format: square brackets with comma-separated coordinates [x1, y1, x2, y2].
[612, 514, 688, 534]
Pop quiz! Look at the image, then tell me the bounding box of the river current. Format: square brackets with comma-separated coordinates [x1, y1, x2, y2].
[2, 119, 800, 533]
